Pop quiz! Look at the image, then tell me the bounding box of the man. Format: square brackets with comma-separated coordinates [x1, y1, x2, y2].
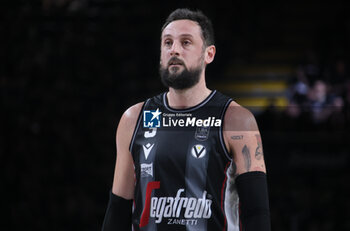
[102, 8, 270, 231]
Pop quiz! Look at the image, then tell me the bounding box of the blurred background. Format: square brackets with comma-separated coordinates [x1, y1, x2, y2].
[2, 0, 350, 230]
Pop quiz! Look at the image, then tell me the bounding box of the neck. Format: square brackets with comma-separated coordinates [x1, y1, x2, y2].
[166, 75, 211, 109]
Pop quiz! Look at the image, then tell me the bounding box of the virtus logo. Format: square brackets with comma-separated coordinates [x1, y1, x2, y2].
[191, 144, 206, 159]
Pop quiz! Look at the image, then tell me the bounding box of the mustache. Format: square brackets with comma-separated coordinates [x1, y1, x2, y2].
[167, 57, 185, 66]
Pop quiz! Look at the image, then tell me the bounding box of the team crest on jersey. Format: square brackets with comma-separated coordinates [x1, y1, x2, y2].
[141, 163, 153, 177]
[191, 144, 206, 159]
[143, 108, 161, 128]
[195, 126, 210, 141]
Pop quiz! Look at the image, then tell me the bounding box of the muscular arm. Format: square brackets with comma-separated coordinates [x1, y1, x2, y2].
[223, 101, 266, 174]
[223, 101, 270, 231]
[112, 102, 144, 199]
[102, 102, 143, 231]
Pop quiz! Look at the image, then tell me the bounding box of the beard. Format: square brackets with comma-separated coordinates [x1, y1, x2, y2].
[159, 57, 203, 90]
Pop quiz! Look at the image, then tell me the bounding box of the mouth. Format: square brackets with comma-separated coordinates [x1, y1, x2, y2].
[168, 59, 184, 67]
[169, 64, 182, 68]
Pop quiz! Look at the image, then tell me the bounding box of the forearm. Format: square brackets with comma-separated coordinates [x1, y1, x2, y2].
[102, 191, 133, 231]
[236, 171, 271, 231]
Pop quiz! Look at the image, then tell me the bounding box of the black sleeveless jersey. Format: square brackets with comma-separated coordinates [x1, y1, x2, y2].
[130, 90, 240, 231]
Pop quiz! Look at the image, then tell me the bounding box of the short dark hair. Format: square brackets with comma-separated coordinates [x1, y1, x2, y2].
[161, 8, 215, 47]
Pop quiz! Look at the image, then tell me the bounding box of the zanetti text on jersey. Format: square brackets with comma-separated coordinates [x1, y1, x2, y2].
[162, 116, 221, 127]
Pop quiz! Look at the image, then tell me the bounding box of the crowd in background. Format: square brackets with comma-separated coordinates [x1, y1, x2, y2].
[259, 53, 350, 230]
[259, 53, 350, 133]
[288, 54, 349, 129]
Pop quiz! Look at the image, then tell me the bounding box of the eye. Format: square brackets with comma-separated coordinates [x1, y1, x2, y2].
[182, 40, 191, 46]
[164, 39, 172, 47]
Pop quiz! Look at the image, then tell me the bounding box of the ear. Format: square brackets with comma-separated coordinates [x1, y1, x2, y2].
[204, 45, 216, 64]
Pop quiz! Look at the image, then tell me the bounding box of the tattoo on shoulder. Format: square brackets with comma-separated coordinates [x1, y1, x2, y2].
[231, 135, 243, 140]
[242, 145, 251, 171]
[255, 134, 263, 160]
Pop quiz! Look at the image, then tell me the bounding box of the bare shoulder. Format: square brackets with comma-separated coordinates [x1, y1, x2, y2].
[113, 102, 144, 198]
[224, 101, 259, 132]
[223, 101, 266, 174]
[116, 102, 144, 146]
[118, 102, 144, 131]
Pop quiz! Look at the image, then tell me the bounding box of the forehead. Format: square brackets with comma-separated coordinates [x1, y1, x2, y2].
[162, 19, 202, 39]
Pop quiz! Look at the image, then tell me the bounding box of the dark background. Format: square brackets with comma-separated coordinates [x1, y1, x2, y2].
[2, 0, 350, 230]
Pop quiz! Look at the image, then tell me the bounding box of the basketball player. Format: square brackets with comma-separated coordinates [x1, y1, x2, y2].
[102, 8, 270, 231]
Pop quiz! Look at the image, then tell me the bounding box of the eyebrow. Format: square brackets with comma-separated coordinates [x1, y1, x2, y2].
[162, 33, 194, 39]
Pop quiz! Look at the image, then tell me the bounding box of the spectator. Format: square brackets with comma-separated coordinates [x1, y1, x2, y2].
[305, 80, 332, 126]
[289, 66, 310, 105]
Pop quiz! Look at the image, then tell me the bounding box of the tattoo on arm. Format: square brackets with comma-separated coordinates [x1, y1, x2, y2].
[242, 145, 251, 171]
[231, 135, 243, 140]
[255, 134, 263, 160]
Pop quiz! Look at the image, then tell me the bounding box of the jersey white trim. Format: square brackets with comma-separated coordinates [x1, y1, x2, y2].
[219, 99, 233, 161]
[224, 163, 240, 231]
[129, 99, 150, 152]
[163, 90, 217, 113]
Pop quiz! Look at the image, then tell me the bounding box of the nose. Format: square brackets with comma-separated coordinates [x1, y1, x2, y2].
[170, 41, 180, 56]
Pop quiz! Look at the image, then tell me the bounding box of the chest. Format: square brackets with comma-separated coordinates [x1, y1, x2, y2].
[133, 126, 219, 167]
